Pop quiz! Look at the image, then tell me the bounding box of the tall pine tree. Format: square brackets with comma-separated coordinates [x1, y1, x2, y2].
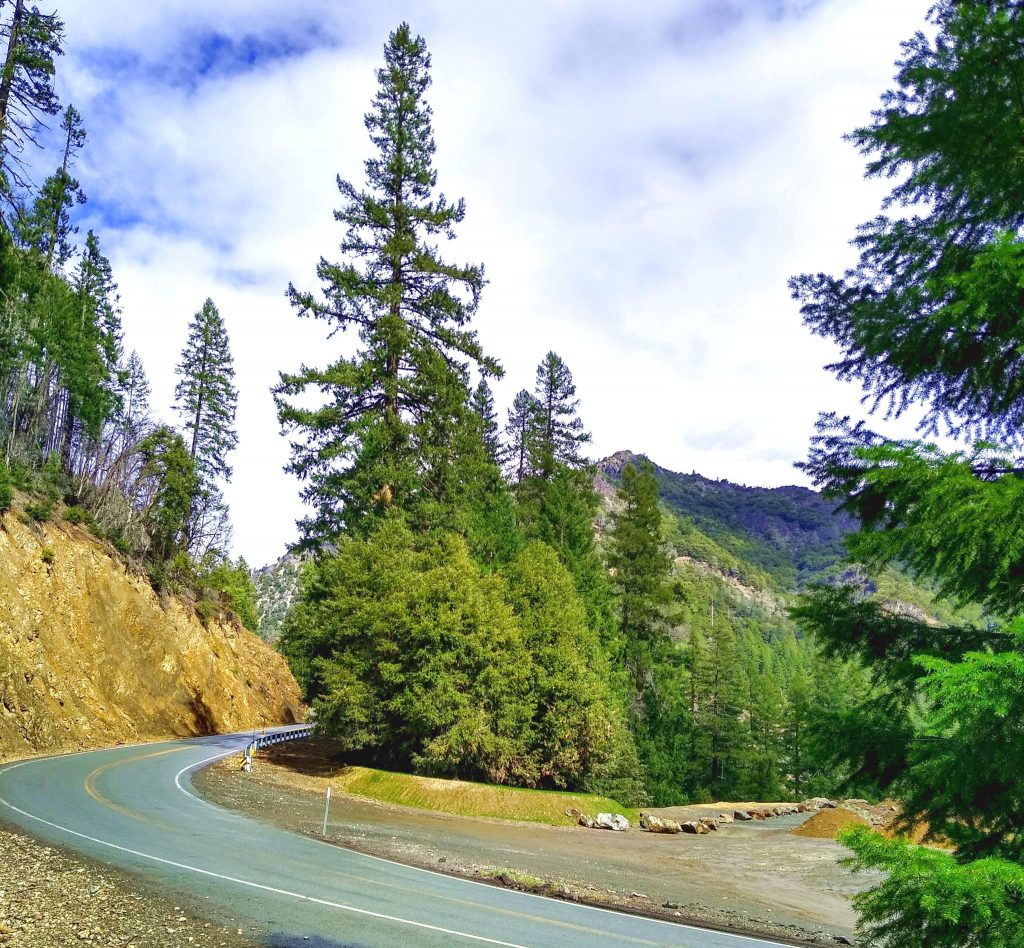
[606, 460, 673, 692]
[275, 23, 499, 548]
[531, 351, 590, 477]
[504, 388, 540, 484]
[0, 0, 64, 220]
[174, 297, 238, 485]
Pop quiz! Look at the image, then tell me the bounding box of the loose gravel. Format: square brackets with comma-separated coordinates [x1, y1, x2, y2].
[0, 827, 259, 947]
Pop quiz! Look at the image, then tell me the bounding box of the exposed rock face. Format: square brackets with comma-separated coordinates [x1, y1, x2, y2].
[252, 552, 305, 642]
[0, 511, 304, 760]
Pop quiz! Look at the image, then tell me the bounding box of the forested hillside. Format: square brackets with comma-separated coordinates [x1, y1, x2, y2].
[253, 553, 303, 642]
[600, 451, 854, 589]
[0, 2, 258, 628]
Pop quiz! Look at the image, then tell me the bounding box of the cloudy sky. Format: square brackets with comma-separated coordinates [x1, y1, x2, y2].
[47, 0, 932, 567]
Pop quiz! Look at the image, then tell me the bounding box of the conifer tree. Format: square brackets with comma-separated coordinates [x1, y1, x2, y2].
[59, 230, 121, 467]
[504, 388, 540, 484]
[116, 350, 150, 447]
[136, 425, 200, 563]
[0, 0, 64, 217]
[692, 609, 748, 800]
[275, 23, 499, 548]
[470, 378, 503, 467]
[531, 351, 590, 477]
[606, 460, 673, 691]
[174, 298, 238, 485]
[13, 104, 84, 268]
[791, 3, 1024, 941]
[783, 669, 813, 798]
[746, 663, 784, 800]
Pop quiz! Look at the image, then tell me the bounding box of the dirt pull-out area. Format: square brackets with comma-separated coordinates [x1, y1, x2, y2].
[195, 744, 875, 946]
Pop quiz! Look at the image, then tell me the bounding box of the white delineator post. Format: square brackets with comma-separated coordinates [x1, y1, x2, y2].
[322, 785, 332, 837]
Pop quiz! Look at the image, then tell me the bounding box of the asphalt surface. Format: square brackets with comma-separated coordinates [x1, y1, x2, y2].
[0, 729, 798, 947]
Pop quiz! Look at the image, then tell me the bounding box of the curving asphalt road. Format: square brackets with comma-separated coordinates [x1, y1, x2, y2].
[0, 729, 798, 947]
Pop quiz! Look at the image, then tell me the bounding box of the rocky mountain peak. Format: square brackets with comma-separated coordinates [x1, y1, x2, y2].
[598, 450, 642, 478]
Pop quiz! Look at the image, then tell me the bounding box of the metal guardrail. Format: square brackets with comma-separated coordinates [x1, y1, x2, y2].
[243, 725, 315, 771]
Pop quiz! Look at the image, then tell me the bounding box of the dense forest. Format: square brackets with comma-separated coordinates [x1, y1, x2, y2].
[0, 1, 257, 628]
[269, 22, 927, 810]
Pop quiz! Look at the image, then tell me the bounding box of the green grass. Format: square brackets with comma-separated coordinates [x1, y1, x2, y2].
[262, 745, 639, 826]
[332, 766, 639, 826]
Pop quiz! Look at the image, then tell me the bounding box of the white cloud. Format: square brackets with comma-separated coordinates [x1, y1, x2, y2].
[50, 0, 933, 565]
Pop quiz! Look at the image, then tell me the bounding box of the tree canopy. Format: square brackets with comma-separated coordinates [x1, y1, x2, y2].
[791, 1, 1024, 942]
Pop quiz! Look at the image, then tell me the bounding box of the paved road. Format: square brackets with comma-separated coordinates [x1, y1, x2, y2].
[0, 730, 797, 947]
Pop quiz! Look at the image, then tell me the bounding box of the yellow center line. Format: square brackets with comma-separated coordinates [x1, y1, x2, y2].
[83, 747, 187, 827]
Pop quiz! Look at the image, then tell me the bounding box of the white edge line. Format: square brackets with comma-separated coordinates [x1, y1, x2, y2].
[170, 740, 801, 948]
[0, 789, 527, 948]
[2, 733, 802, 948]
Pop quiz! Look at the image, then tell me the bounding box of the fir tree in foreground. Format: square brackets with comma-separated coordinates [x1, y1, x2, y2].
[791, 2, 1024, 943]
[274, 22, 499, 548]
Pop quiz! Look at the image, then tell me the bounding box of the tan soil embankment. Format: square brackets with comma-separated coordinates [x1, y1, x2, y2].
[0, 507, 304, 761]
[793, 808, 870, 840]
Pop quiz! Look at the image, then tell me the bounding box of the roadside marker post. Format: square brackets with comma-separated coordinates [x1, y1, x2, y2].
[322, 786, 332, 837]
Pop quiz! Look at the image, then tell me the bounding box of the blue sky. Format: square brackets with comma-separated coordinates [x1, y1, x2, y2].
[47, 0, 932, 566]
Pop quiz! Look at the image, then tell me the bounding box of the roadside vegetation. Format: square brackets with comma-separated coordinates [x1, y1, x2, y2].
[0, 4, 258, 629]
[253, 743, 637, 827]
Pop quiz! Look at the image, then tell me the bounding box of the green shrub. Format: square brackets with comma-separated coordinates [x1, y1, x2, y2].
[0, 459, 11, 514]
[110, 534, 131, 556]
[25, 499, 54, 523]
[8, 460, 32, 491]
[63, 505, 92, 525]
[40, 452, 63, 502]
[40, 546, 55, 565]
[195, 597, 216, 625]
[201, 555, 260, 632]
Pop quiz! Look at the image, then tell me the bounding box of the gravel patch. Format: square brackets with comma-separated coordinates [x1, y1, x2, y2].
[0, 826, 260, 947]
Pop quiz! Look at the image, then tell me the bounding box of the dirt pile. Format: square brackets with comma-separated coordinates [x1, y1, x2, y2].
[0, 509, 304, 760]
[793, 808, 870, 840]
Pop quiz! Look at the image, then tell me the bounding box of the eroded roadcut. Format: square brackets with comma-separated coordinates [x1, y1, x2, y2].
[0, 730, 796, 947]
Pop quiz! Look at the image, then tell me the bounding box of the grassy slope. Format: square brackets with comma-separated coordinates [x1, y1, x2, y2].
[334, 767, 639, 825]
[257, 742, 637, 826]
